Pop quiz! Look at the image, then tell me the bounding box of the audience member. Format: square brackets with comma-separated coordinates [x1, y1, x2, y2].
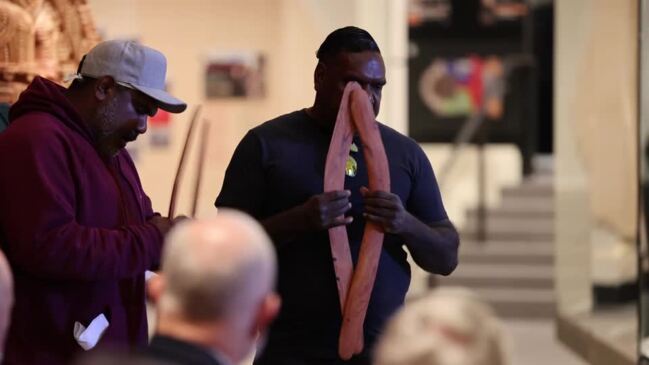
[374, 288, 509, 365]
[145, 210, 281, 365]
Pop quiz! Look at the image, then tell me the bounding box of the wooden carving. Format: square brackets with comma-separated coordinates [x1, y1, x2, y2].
[0, 0, 99, 103]
[324, 82, 391, 359]
[323, 83, 356, 313]
[0, 1, 36, 103]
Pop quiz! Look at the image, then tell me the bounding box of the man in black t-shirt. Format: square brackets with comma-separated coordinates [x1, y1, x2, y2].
[215, 26, 459, 365]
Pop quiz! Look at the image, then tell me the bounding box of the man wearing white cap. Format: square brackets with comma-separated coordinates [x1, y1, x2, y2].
[0, 40, 186, 365]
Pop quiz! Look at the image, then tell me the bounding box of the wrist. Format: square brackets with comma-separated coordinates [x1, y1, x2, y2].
[397, 211, 418, 236]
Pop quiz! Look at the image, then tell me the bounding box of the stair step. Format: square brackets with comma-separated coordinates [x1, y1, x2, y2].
[467, 207, 554, 220]
[471, 287, 556, 319]
[438, 263, 554, 289]
[449, 171, 556, 320]
[474, 287, 554, 302]
[461, 232, 554, 242]
[460, 238, 554, 246]
[461, 217, 554, 241]
[463, 215, 554, 234]
[498, 196, 554, 215]
[461, 228, 553, 241]
[502, 184, 554, 199]
[459, 241, 554, 265]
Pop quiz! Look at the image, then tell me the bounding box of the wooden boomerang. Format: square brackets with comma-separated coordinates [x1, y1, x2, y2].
[323, 84, 356, 314]
[323, 82, 390, 359]
[168, 105, 201, 218]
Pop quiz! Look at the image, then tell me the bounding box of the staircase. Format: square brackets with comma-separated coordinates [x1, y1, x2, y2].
[435, 173, 555, 319]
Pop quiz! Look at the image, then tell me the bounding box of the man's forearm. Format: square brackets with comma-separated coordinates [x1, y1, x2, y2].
[399, 215, 459, 275]
[261, 205, 308, 244]
[262, 191, 352, 244]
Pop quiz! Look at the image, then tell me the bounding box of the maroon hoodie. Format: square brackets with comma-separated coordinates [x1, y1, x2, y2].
[0, 77, 163, 364]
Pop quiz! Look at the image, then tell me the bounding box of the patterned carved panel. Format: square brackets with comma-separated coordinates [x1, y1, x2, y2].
[0, 0, 100, 103]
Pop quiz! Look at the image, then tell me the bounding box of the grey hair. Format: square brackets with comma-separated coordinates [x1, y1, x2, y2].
[374, 288, 510, 365]
[158, 209, 276, 323]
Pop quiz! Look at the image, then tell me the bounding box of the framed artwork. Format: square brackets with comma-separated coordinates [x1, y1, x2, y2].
[204, 51, 265, 99]
[408, 38, 528, 144]
[418, 55, 505, 120]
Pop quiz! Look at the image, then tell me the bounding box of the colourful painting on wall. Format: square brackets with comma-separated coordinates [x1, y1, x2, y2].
[418, 55, 505, 120]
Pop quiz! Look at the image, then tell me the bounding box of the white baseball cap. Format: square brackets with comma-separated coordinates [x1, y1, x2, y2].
[77, 40, 187, 113]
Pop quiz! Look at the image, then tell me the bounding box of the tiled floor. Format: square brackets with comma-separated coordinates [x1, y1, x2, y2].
[504, 319, 587, 365]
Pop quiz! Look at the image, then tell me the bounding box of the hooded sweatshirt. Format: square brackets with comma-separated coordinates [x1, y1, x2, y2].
[0, 77, 163, 365]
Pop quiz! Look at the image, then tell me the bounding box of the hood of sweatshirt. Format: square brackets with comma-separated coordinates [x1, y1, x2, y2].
[9, 76, 94, 142]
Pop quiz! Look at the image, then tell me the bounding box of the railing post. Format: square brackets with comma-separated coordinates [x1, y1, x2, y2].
[476, 114, 487, 243]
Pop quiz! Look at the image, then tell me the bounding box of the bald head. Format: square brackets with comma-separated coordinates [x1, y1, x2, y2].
[0, 250, 13, 353]
[152, 210, 279, 363]
[158, 209, 277, 323]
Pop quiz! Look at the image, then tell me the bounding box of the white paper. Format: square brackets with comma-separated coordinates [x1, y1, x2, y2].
[145, 270, 157, 282]
[73, 313, 109, 350]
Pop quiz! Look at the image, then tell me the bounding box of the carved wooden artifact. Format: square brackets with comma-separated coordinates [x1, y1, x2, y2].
[324, 81, 390, 359]
[0, 0, 99, 103]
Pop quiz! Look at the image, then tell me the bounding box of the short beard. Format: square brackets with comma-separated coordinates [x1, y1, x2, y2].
[93, 96, 120, 157]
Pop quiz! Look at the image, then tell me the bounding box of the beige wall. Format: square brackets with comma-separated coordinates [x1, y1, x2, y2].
[89, 0, 280, 217]
[555, 0, 638, 313]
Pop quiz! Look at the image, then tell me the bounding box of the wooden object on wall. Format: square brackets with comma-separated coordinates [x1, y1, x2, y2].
[0, 0, 100, 104]
[0, 1, 36, 103]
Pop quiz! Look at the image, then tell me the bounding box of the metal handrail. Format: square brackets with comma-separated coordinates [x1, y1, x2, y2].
[436, 54, 535, 187]
[437, 111, 485, 188]
[433, 54, 536, 243]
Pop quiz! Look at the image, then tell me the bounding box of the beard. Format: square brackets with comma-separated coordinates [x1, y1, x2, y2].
[96, 96, 119, 140]
[93, 96, 122, 157]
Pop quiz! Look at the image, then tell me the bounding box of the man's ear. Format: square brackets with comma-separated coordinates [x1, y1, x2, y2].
[94, 76, 117, 101]
[314, 61, 326, 92]
[252, 292, 281, 336]
[146, 273, 165, 304]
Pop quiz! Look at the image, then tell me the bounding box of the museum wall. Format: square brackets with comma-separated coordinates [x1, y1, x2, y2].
[554, 0, 638, 313]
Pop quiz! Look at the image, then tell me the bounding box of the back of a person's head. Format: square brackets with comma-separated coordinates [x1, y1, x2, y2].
[374, 288, 509, 365]
[0, 250, 13, 355]
[316, 26, 381, 63]
[158, 210, 277, 323]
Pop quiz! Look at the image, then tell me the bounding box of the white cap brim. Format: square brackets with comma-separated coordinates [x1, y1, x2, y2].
[130, 84, 187, 113]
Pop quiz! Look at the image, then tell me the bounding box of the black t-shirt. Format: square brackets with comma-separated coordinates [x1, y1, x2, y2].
[215, 109, 448, 361]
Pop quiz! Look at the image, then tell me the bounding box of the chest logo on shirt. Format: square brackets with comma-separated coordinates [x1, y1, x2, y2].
[345, 142, 359, 177]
